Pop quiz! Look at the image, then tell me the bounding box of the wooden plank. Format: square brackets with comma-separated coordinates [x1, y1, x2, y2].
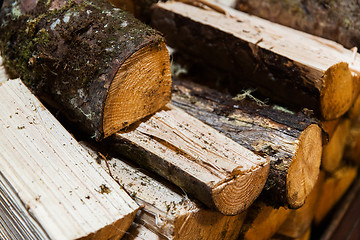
[172, 79, 322, 208]
[0, 78, 139, 239]
[0, 0, 171, 140]
[106, 103, 270, 215]
[151, 1, 360, 120]
[82, 143, 247, 240]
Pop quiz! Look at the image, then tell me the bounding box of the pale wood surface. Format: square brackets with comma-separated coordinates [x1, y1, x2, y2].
[108, 103, 270, 215]
[83, 144, 246, 240]
[0, 76, 139, 239]
[151, 2, 360, 120]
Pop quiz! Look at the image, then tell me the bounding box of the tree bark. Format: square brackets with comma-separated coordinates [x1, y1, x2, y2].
[105, 103, 270, 215]
[172, 79, 323, 208]
[236, 0, 360, 50]
[0, 0, 171, 140]
[151, 1, 360, 120]
[82, 143, 247, 240]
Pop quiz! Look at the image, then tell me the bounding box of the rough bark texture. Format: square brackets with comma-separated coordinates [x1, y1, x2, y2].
[172, 79, 322, 208]
[236, 0, 360, 49]
[0, 0, 171, 140]
[151, 2, 360, 120]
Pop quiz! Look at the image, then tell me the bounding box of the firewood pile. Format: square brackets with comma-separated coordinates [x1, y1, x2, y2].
[0, 0, 359, 239]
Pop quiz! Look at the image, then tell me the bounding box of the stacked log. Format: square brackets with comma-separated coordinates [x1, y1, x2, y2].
[1, 0, 360, 239]
[151, 1, 360, 120]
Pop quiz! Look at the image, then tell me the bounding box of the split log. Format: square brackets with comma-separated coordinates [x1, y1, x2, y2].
[151, 1, 360, 120]
[322, 118, 351, 173]
[314, 167, 358, 224]
[172, 79, 323, 208]
[105, 103, 270, 215]
[277, 172, 324, 238]
[0, 0, 171, 140]
[0, 78, 139, 239]
[239, 201, 290, 240]
[236, 0, 360, 50]
[82, 143, 247, 240]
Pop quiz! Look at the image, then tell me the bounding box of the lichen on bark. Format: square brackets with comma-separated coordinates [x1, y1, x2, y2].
[0, 0, 165, 139]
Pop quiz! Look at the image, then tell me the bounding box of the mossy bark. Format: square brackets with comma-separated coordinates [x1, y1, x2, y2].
[172, 79, 321, 208]
[237, 0, 360, 49]
[0, 0, 165, 140]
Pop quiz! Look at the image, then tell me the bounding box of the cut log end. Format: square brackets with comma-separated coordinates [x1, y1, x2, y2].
[322, 118, 351, 173]
[287, 124, 322, 208]
[321, 62, 356, 120]
[212, 163, 270, 215]
[103, 42, 172, 138]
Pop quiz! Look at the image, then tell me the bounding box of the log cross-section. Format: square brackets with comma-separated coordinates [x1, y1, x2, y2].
[151, 1, 360, 120]
[107, 103, 270, 215]
[172, 79, 322, 208]
[0, 0, 171, 140]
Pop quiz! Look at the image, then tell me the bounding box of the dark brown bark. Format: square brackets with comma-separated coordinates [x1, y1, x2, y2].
[0, 0, 171, 140]
[236, 0, 360, 49]
[151, 2, 360, 120]
[172, 79, 322, 208]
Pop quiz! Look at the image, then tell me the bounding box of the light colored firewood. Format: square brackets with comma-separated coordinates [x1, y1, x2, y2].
[151, 1, 360, 120]
[0, 78, 139, 239]
[314, 167, 358, 224]
[83, 144, 246, 240]
[277, 172, 324, 238]
[322, 118, 351, 172]
[239, 201, 290, 240]
[107, 103, 270, 215]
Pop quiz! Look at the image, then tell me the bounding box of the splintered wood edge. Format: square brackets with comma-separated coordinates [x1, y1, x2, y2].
[321, 62, 356, 120]
[102, 41, 172, 138]
[212, 163, 270, 215]
[286, 124, 322, 208]
[0, 79, 139, 239]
